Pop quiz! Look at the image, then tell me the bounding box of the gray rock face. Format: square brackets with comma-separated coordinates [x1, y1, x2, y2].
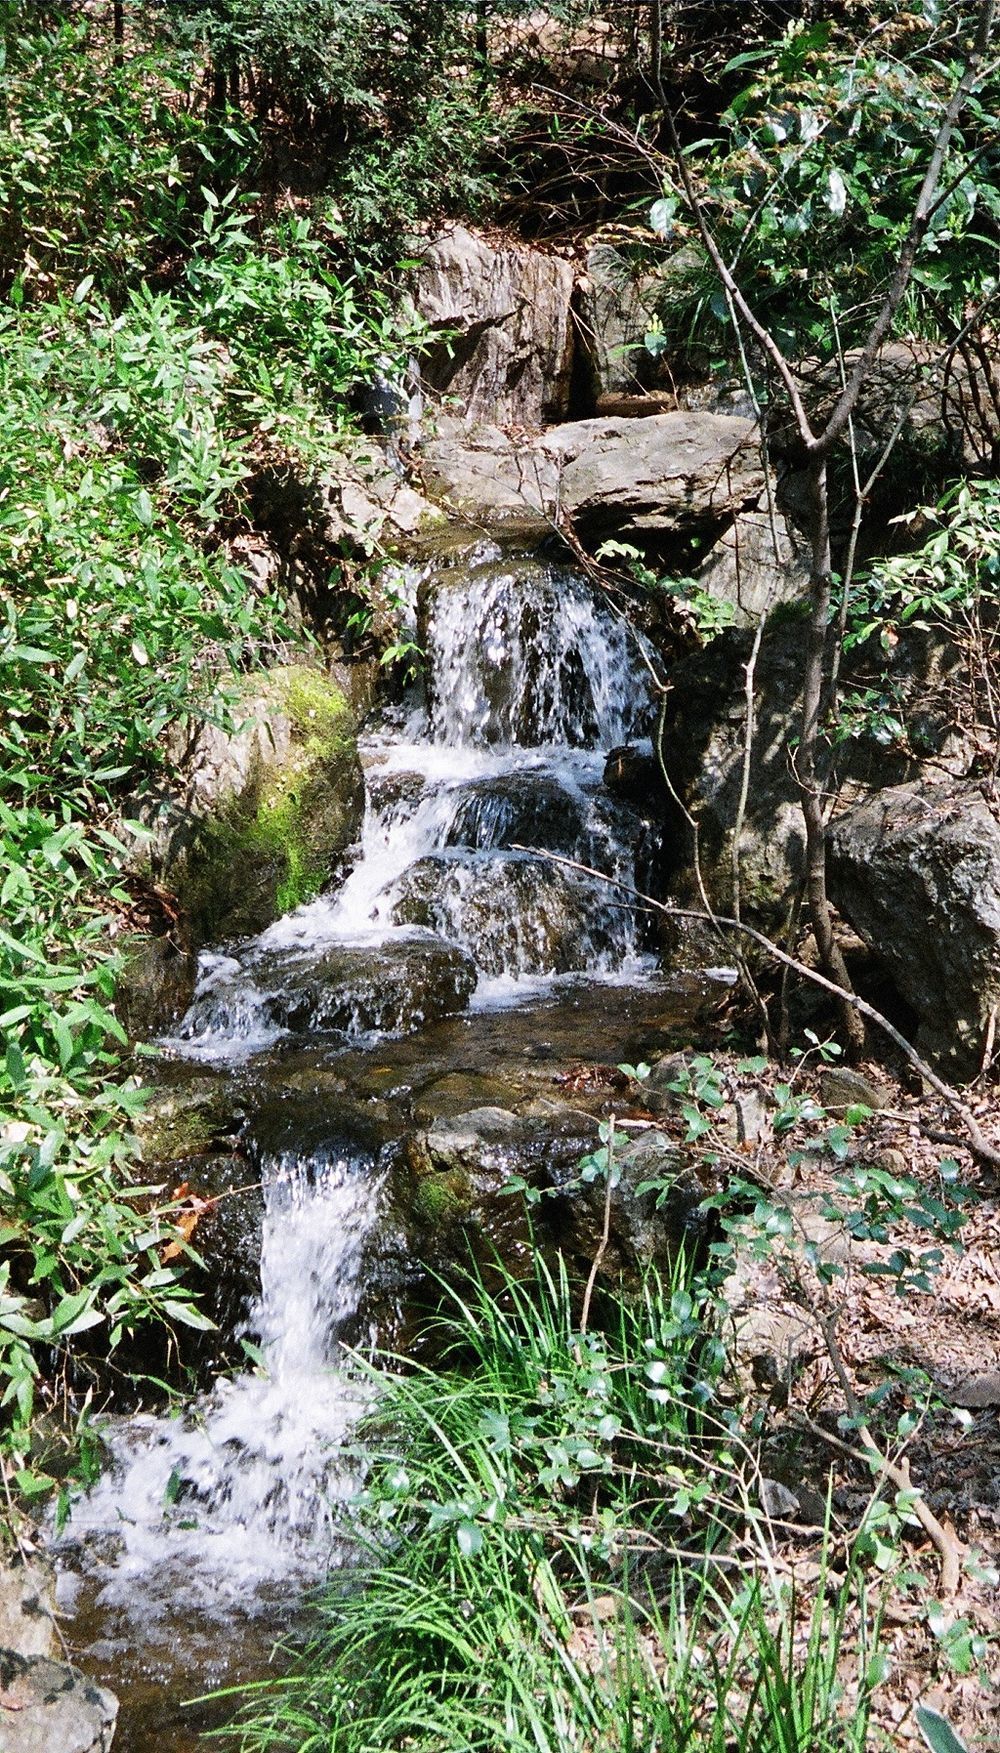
[693, 506, 810, 625]
[771, 341, 1000, 478]
[0, 1650, 118, 1753]
[412, 225, 576, 427]
[828, 780, 1000, 1075]
[539, 411, 767, 541]
[660, 621, 807, 931]
[575, 243, 664, 401]
[421, 410, 770, 551]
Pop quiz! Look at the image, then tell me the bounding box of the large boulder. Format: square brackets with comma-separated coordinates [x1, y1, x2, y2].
[659, 619, 808, 932]
[660, 619, 971, 939]
[179, 933, 478, 1044]
[420, 410, 771, 551]
[412, 226, 576, 427]
[539, 411, 767, 542]
[134, 665, 364, 949]
[828, 780, 1000, 1076]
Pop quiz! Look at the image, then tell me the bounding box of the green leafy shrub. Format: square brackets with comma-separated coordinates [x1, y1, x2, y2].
[0, 4, 235, 296]
[0, 10, 417, 1506]
[651, 8, 1000, 367]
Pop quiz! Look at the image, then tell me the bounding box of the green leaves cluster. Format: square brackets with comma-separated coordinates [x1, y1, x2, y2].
[0, 12, 415, 1504]
[653, 6, 1000, 365]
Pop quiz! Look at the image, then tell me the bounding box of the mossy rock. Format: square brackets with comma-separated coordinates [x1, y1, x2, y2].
[160, 664, 364, 945]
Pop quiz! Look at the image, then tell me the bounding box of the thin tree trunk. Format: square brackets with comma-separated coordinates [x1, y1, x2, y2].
[113, 0, 124, 67]
[799, 457, 864, 1049]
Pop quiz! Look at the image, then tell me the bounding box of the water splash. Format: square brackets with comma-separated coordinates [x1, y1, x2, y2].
[64, 1146, 381, 1611]
[424, 556, 652, 748]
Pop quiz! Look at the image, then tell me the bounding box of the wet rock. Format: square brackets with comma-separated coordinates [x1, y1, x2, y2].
[390, 852, 633, 976]
[412, 225, 576, 427]
[412, 1071, 530, 1124]
[444, 773, 589, 854]
[183, 935, 478, 1041]
[0, 1649, 118, 1753]
[603, 743, 661, 808]
[134, 665, 364, 948]
[135, 1079, 246, 1167]
[828, 780, 1000, 1077]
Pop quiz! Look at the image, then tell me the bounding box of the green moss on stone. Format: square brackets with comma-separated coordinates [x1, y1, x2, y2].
[411, 1170, 474, 1230]
[176, 665, 363, 943]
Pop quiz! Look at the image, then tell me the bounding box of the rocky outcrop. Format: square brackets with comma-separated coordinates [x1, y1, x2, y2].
[539, 411, 766, 541]
[828, 780, 1000, 1076]
[692, 506, 810, 625]
[659, 619, 808, 932]
[575, 242, 664, 402]
[412, 226, 576, 427]
[134, 664, 364, 950]
[420, 410, 773, 554]
[770, 341, 1000, 478]
[659, 617, 973, 940]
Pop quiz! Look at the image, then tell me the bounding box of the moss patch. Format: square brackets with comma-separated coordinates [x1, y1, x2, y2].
[174, 664, 364, 944]
[410, 1170, 475, 1231]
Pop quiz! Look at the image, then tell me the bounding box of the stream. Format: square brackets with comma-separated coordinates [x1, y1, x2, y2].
[56, 536, 723, 1750]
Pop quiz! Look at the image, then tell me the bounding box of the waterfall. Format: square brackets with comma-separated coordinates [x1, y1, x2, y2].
[64, 1144, 380, 1609]
[173, 547, 657, 1056]
[64, 540, 663, 1630]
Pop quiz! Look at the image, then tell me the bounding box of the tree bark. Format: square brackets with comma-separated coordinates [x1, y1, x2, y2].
[799, 458, 865, 1049]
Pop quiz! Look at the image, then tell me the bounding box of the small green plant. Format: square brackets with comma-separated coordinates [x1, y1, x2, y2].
[222, 1255, 889, 1753]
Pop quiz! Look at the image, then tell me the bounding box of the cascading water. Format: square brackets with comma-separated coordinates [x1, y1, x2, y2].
[60, 539, 673, 1746]
[175, 542, 659, 1054]
[62, 1142, 381, 1613]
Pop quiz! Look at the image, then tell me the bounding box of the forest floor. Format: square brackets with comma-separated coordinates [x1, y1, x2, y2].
[615, 1048, 1000, 1746]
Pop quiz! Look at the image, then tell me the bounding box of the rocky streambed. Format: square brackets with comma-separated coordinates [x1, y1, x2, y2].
[44, 532, 732, 1751]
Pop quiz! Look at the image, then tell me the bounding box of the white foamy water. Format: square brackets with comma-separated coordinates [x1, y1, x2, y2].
[166, 553, 658, 1057]
[64, 1149, 380, 1611]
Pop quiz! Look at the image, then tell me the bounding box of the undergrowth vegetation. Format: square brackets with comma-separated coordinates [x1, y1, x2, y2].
[644, 9, 1000, 371]
[0, 3, 410, 1508]
[226, 1253, 889, 1753]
